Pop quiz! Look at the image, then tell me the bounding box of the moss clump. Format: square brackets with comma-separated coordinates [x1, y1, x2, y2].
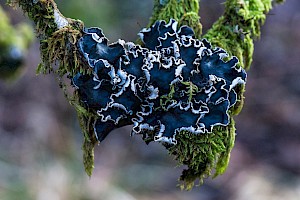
[74, 99, 98, 177]
[41, 23, 98, 176]
[230, 84, 246, 116]
[59, 80, 98, 176]
[36, 22, 91, 77]
[204, 0, 282, 70]
[7, 0, 89, 76]
[150, 0, 202, 37]
[8, 0, 58, 36]
[168, 119, 235, 190]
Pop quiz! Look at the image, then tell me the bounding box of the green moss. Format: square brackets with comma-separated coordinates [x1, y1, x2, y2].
[204, 0, 278, 70]
[150, 0, 202, 37]
[59, 80, 98, 176]
[36, 23, 92, 77]
[7, 1, 88, 77]
[69, 92, 99, 176]
[9, 0, 58, 36]
[79, 111, 98, 177]
[159, 81, 198, 111]
[230, 84, 246, 116]
[168, 119, 235, 190]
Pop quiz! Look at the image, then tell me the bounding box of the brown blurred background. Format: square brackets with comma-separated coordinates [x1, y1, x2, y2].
[1, 0, 300, 199]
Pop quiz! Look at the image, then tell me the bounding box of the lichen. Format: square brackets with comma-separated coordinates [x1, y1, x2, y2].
[74, 20, 246, 146]
[72, 19, 247, 189]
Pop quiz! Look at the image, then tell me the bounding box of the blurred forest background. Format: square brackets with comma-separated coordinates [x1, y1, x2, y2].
[1, 0, 300, 199]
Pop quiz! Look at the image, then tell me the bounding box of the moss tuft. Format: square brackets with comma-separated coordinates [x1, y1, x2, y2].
[150, 0, 202, 37]
[36, 23, 91, 77]
[204, 0, 277, 70]
[168, 119, 235, 190]
[59, 80, 98, 176]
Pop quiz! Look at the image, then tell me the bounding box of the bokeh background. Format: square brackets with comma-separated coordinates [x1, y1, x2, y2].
[1, 0, 300, 199]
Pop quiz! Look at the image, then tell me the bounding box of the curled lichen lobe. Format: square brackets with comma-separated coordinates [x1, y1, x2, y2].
[73, 19, 246, 144]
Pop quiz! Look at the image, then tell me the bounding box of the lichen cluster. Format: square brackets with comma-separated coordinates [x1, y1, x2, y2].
[74, 20, 246, 147]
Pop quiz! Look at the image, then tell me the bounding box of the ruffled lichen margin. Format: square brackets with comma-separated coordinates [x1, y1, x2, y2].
[7, 0, 284, 190]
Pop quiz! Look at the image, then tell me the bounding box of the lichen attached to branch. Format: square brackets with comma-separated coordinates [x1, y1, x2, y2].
[148, 0, 283, 189]
[7, 0, 284, 190]
[74, 20, 246, 146]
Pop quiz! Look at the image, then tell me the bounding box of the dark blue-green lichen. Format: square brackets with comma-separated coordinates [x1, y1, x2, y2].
[73, 19, 246, 145]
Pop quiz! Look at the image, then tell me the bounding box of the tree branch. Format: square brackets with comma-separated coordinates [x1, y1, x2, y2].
[7, 0, 284, 190]
[204, 0, 283, 70]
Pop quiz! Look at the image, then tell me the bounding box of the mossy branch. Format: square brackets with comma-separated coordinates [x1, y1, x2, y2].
[204, 0, 284, 70]
[7, 0, 89, 76]
[150, 0, 202, 37]
[7, 0, 97, 175]
[7, 0, 284, 190]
